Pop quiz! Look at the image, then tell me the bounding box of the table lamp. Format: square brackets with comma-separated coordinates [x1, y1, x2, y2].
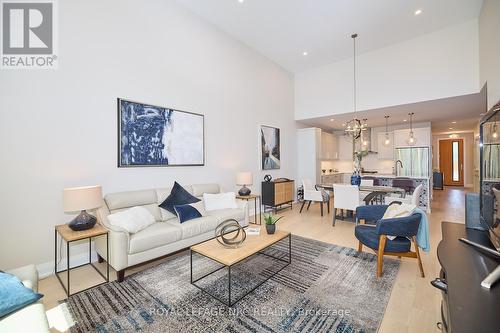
[236, 172, 253, 196]
[63, 185, 102, 231]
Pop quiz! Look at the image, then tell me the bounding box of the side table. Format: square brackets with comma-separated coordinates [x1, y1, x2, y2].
[236, 194, 262, 225]
[55, 224, 109, 297]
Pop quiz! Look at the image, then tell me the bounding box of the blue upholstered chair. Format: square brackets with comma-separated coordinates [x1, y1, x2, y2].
[355, 204, 425, 278]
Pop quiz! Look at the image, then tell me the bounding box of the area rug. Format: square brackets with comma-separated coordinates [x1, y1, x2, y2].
[64, 235, 399, 333]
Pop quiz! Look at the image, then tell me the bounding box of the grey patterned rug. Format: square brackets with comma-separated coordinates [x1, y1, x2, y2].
[65, 235, 399, 333]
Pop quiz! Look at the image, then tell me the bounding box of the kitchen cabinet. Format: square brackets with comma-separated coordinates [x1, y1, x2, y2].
[377, 132, 394, 159]
[394, 128, 431, 148]
[320, 132, 339, 160]
[338, 134, 353, 160]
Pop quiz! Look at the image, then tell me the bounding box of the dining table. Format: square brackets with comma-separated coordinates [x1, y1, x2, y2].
[317, 183, 406, 196]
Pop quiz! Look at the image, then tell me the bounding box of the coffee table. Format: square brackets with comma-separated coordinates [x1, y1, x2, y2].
[190, 229, 291, 306]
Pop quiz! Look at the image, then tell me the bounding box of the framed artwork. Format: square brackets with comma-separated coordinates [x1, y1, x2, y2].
[261, 125, 281, 170]
[117, 98, 204, 167]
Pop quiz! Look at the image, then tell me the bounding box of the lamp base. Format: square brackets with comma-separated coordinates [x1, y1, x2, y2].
[238, 186, 251, 196]
[68, 210, 97, 231]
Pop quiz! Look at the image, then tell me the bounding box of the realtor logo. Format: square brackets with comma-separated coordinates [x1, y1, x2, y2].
[1, 0, 57, 69]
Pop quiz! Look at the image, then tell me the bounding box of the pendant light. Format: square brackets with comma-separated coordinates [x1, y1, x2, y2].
[383, 115, 391, 146]
[344, 33, 367, 139]
[407, 112, 417, 146]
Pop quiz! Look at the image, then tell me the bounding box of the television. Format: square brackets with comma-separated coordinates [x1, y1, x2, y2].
[479, 100, 500, 252]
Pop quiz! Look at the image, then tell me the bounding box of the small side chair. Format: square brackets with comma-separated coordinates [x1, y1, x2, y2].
[354, 204, 425, 278]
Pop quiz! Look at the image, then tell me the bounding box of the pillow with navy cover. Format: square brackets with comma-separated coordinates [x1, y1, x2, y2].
[174, 201, 206, 223]
[0, 272, 43, 318]
[159, 182, 200, 215]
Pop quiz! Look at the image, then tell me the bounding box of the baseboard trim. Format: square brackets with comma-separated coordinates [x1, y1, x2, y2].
[37, 245, 98, 279]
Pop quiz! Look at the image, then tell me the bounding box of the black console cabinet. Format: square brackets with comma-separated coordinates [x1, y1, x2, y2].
[436, 222, 500, 333]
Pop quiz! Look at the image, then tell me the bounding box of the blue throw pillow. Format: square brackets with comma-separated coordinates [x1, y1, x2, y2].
[0, 272, 43, 318]
[174, 202, 205, 223]
[159, 182, 200, 215]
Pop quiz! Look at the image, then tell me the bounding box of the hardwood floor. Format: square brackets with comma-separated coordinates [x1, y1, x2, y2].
[39, 187, 469, 332]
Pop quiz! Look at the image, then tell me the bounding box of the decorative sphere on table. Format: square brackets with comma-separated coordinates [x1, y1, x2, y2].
[215, 219, 246, 248]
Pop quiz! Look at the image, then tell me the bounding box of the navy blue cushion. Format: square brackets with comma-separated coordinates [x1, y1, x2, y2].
[174, 203, 203, 223]
[159, 182, 200, 215]
[0, 272, 43, 318]
[355, 225, 411, 253]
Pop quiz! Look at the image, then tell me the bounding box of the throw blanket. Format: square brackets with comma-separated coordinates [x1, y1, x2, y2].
[414, 207, 430, 252]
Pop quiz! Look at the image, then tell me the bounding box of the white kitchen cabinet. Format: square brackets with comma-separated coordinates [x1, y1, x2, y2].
[394, 128, 431, 148]
[337, 134, 353, 160]
[320, 173, 343, 185]
[320, 132, 339, 160]
[377, 132, 394, 159]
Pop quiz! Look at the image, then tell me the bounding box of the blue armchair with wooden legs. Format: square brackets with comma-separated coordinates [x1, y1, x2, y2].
[354, 205, 425, 278]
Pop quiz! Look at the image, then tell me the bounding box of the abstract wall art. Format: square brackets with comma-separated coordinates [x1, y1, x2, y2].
[118, 99, 204, 167]
[261, 125, 280, 170]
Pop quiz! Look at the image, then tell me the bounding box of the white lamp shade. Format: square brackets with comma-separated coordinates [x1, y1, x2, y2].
[63, 185, 102, 212]
[236, 172, 253, 186]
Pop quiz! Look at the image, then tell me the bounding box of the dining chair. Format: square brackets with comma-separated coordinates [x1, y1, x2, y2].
[332, 184, 363, 226]
[300, 179, 330, 216]
[386, 184, 423, 207]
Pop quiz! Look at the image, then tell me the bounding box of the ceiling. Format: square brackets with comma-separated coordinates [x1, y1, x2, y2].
[175, 0, 483, 72]
[298, 92, 487, 134]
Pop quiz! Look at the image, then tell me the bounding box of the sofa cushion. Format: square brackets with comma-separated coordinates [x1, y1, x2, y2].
[105, 189, 162, 222]
[203, 192, 237, 211]
[159, 182, 200, 215]
[355, 225, 411, 253]
[0, 272, 43, 318]
[107, 206, 156, 234]
[129, 223, 182, 254]
[207, 208, 245, 223]
[166, 216, 219, 240]
[156, 187, 176, 221]
[191, 183, 220, 197]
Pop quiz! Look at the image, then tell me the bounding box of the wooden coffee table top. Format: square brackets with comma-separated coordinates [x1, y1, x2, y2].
[191, 229, 290, 266]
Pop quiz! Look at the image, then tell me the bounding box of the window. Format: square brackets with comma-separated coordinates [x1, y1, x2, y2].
[452, 141, 459, 182]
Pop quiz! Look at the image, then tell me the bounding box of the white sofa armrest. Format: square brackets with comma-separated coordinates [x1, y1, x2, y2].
[94, 203, 130, 272]
[236, 199, 249, 226]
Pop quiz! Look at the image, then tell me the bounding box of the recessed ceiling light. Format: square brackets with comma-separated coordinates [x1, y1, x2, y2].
[302, 51, 308, 56]
[449, 127, 453, 130]
[403, 119, 407, 122]
[238, 0, 244, 3]
[414, 9, 422, 15]
[452, 121, 457, 124]
[330, 118, 334, 122]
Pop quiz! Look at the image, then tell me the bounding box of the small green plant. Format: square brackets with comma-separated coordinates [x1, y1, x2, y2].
[263, 213, 283, 225]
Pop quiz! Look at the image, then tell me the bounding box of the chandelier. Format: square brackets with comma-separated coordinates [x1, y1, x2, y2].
[344, 33, 367, 139]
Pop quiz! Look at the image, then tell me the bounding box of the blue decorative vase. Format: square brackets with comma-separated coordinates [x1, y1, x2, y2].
[351, 173, 361, 186]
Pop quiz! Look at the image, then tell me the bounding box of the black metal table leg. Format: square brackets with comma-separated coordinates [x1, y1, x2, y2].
[106, 233, 109, 282]
[228, 266, 232, 306]
[67, 240, 70, 297]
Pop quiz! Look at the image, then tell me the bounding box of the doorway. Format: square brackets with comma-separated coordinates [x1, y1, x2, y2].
[439, 139, 464, 186]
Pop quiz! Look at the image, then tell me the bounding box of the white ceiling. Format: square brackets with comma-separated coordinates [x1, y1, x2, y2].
[175, 0, 483, 73]
[298, 92, 487, 133]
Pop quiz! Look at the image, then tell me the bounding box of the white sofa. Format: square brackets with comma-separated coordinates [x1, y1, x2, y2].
[0, 265, 50, 333]
[95, 183, 248, 282]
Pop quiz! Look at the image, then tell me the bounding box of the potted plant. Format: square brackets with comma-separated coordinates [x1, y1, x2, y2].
[263, 213, 283, 234]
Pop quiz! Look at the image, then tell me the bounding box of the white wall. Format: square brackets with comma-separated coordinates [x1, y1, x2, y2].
[0, 0, 295, 272]
[295, 20, 480, 120]
[479, 0, 500, 110]
[432, 133, 475, 187]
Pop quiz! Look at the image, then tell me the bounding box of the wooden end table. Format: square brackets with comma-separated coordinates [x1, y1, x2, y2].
[236, 194, 262, 225]
[54, 224, 109, 297]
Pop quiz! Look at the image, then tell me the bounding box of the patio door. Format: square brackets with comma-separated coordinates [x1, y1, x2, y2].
[439, 139, 464, 186]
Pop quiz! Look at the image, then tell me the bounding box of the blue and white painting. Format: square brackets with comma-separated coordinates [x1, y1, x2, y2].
[118, 99, 204, 167]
